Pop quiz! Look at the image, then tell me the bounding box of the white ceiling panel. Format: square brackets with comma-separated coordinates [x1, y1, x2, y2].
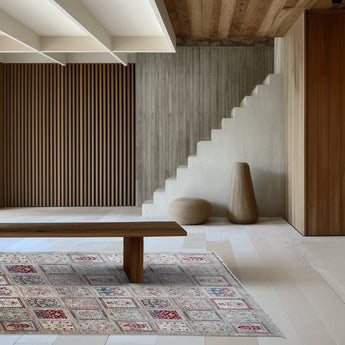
[0, 0, 175, 64]
[0, 0, 87, 36]
[81, 0, 163, 36]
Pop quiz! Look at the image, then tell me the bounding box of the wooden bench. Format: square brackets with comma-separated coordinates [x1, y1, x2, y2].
[0, 222, 187, 284]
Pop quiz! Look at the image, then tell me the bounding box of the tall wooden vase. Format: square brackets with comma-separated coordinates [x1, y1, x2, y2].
[228, 162, 258, 224]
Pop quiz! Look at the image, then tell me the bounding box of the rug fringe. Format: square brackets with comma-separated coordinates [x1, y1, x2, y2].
[210, 250, 286, 339]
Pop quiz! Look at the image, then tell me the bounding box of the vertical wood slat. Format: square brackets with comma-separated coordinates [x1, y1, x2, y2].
[1, 63, 135, 207]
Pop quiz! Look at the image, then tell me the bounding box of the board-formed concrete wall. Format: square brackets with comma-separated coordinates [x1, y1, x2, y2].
[136, 46, 274, 205]
[142, 74, 284, 218]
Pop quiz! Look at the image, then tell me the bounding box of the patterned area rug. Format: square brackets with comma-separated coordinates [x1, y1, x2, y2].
[0, 252, 283, 337]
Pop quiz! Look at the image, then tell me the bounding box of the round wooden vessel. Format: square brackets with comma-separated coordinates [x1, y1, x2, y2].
[228, 162, 258, 224]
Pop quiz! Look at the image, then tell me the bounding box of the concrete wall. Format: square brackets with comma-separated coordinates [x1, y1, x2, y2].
[142, 74, 284, 217]
[136, 46, 274, 204]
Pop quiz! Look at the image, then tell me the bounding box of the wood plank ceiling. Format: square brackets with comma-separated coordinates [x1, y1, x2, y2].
[164, 0, 345, 38]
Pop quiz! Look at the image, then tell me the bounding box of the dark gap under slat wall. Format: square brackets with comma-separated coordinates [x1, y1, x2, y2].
[1, 63, 135, 207]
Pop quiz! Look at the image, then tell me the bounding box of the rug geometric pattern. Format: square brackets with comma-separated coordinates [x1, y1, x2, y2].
[0, 252, 283, 336]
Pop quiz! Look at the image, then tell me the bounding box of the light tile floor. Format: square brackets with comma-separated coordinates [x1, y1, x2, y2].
[0, 207, 345, 345]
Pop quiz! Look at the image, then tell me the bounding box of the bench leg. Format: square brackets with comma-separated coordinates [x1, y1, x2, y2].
[123, 237, 143, 283]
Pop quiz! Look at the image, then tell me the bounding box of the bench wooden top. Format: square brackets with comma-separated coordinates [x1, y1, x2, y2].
[0, 222, 187, 238]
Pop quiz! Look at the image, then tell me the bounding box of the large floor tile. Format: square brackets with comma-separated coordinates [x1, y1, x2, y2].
[15, 335, 58, 345]
[155, 336, 204, 345]
[52, 335, 108, 345]
[0, 335, 21, 345]
[105, 335, 157, 345]
[205, 337, 259, 345]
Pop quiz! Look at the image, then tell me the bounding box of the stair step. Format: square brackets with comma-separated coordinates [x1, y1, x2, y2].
[211, 129, 222, 141]
[177, 165, 188, 180]
[141, 201, 157, 217]
[231, 107, 244, 118]
[188, 155, 197, 168]
[263, 74, 272, 85]
[165, 176, 178, 192]
[240, 95, 255, 107]
[251, 85, 259, 96]
[197, 141, 212, 156]
[221, 117, 232, 129]
[264, 73, 281, 85]
[153, 188, 168, 204]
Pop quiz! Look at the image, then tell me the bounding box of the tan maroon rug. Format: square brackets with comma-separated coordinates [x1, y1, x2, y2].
[0, 252, 283, 336]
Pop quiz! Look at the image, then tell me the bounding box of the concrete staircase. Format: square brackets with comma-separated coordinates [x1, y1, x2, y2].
[142, 74, 284, 218]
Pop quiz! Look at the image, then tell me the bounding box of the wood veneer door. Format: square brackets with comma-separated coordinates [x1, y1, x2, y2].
[306, 12, 345, 235]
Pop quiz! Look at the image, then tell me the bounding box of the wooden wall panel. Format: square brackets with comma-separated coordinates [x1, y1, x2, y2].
[283, 11, 345, 236]
[282, 13, 306, 235]
[136, 47, 274, 204]
[306, 12, 345, 235]
[1, 64, 135, 207]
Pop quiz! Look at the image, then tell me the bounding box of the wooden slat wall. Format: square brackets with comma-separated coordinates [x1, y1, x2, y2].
[282, 13, 306, 235]
[1, 64, 135, 207]
[136, 47, 274, 204]
[306, 12, 345, 235]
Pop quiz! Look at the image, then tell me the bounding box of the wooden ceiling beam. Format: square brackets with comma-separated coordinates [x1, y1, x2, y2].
[171, 0, 191, 37]
[49, 0, 127, 65]
[257, 0, 286, 36]
[187, 0, 202, 37]
[217, 0, 237, 38]
[0, 10, 66, 65]
[240, 0, 274, 36]
[273, 0, 318, 36]
[202, 0, 222, 38]
[163, 0, 181, 37]
[229, 0, 252, 36]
